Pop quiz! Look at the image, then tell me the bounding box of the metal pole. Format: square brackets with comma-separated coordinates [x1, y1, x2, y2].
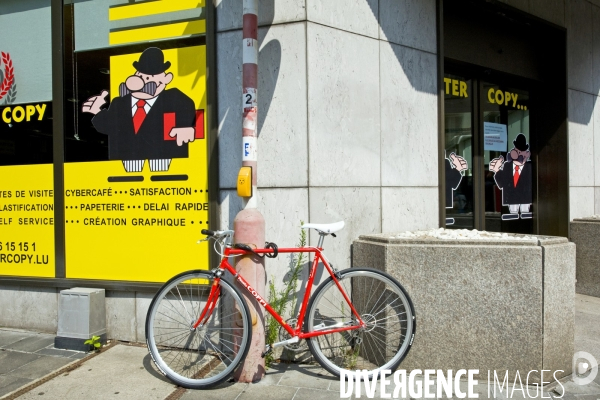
[233, 0, 266, 382]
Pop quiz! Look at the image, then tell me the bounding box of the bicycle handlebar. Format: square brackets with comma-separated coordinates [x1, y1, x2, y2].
[201, 229, 234, 239]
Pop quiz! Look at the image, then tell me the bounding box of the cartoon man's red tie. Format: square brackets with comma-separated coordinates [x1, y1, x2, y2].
[133, 100, 147, 133]
[514, 165, 521, 186]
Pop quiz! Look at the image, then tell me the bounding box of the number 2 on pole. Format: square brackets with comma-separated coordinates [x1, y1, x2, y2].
[243, 89, 256, 109]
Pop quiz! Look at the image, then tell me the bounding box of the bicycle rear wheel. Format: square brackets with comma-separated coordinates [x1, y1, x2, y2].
[305, 268, 415, 379]
[146, 270, 251, 389]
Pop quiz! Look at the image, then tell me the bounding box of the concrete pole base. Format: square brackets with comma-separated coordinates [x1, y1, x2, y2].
[233, 207, 266, 382]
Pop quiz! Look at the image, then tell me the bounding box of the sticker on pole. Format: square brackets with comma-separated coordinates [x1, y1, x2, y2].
[242, 137, 257, 161]
[243, 39, 258, 64]
[243, 88, 257, 110]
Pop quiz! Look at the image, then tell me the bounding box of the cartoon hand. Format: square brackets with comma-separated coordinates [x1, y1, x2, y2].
[169, 127, 195, 146]
[82, 90, 109, 115]
[449, 153, 468, 172]
[489, 156, 504, 173]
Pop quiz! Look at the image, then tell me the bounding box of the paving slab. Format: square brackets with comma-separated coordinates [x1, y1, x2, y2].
[35, 347, 81, 358]
[4, 336, 55, 353]
[0, 351, 39, 375]
[180, 382, 248, 399]
[237, 383, 298, 399]
[0, 331, 34, 348]
[575, 294, 600, 365]
[293, 387, 337, 400]
[560, 381, 600, 396]
[68, 352, 89, 359]
[575, 293, 600, 314]
[180, 363, 291, 399]
[17, 344, 176, 400]
[575, 395, 600, 400]
[254, 362, 289, 385]
[277, 364, 336, 390]
[9, 355, 73, 380]
[0, 375, 33, 398]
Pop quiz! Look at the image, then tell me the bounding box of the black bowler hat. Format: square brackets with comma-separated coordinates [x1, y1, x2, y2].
[513, 133, 529, 151]
[133, 47, 171, 75]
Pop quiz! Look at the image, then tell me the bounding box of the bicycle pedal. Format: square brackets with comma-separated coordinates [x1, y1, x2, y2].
[261, 345, 272, 358]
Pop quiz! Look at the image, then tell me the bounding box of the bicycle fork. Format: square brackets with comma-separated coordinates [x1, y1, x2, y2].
[192, 279, 221, 330]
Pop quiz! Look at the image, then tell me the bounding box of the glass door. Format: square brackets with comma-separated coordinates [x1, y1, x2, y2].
[443, 70, 535, 234]
[482, 83, 532, 234]
[443, 74, 474, 229]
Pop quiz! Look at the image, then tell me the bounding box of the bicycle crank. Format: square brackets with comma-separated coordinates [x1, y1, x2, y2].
[261, 336, 301, 358]
[278, 318, 307, 352]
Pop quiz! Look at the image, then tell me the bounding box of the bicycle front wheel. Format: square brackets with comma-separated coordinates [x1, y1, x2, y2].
[305, 268, 415, 378]
[146, 270, 252, 389]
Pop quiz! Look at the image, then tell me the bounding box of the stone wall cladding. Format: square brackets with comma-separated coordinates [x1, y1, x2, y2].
[216, 0, 440, 286]
[0, 286, 58, 333]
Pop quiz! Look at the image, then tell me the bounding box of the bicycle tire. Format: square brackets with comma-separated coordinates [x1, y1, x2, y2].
[146, 270, 252, 389]
[305, 268, 416, 379]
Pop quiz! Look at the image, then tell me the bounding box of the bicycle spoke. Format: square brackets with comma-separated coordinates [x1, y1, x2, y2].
[175, 285, 194, 322]
[163, 291, 195, 324]
[156, 310, 189, 327]
[306, 269, 414, 378]
[146, 271, 251, 388]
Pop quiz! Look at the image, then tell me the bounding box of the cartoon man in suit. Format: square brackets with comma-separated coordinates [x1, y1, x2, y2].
[489, 133, 532, 220]
[445, 152, 468, 225]
[82, 47, 196, 172]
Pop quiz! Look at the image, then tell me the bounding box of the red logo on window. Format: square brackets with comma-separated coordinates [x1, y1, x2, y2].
[0, 52, 16, 105]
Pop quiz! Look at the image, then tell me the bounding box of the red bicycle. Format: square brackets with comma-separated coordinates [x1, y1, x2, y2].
[145, 221, 416, 389]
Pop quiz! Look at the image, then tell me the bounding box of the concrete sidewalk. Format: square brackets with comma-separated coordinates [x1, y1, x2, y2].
[0, 293, 598, 400]
[3, 341, 600, 400]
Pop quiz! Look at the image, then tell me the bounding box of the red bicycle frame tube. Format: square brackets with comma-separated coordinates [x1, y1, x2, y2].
[193, 246, 365, 339]
[192, 280, 220, 329]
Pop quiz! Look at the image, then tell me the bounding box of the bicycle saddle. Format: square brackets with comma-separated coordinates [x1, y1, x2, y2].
[301, 221, 345, 234]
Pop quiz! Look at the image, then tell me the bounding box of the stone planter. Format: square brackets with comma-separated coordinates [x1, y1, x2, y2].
[352, 231, 575, 383]
[571, 217, 600, 297]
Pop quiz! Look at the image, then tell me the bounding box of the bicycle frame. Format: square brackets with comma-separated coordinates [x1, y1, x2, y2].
[192, 246, 366, 340]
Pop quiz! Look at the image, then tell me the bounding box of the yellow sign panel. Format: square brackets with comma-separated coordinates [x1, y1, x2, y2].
[0, 164, 55, 278]
[109, 0, 206, 21]
[65, 45, 209, 282]
[108, 0, 206, 46]
[109, 20, 206, 46]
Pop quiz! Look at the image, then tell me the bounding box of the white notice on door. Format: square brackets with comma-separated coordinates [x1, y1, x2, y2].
[484, 122, 508, 152]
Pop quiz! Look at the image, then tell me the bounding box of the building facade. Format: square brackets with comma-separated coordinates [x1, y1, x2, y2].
[0, 0, 597, 339]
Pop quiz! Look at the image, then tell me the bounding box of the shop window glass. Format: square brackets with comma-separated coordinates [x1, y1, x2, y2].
[444, 74, 474, 229]
[63, 0, 206, 162]
[62, 0, 210, 283]
[0, 0, 55, 279]
[0, 0, 52, 166]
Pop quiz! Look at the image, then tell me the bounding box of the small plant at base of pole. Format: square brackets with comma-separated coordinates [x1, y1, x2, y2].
[84, 335, 102, 352]
[265, 222, 307, 367]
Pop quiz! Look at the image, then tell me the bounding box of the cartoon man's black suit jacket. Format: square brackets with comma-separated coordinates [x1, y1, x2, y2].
[493, 161, 532, 205]
[91, 88, 196, 161]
